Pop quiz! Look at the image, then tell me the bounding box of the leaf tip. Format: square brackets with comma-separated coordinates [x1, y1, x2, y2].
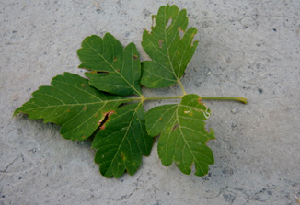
[13, 109, 20, 117]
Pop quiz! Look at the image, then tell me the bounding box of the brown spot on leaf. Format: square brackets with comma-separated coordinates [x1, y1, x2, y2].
[81, 83, 86, 87]
[99, 124, 105, 130]
[83, 107, 87, 110]
[159, 117, 162, 121]
[94, 114, 98, 117]
[133, 54, 138, 60]
[113, 57, 117, 62]
[158, 40, 164, 48]
[67, 109, 70, 112]
[172, 123, 179, 131]
[82, 136, 86, 139]
[121, 152, 125, 160]
[116, 69, 120, 72]
[198, 97, 203, 105]
[98, 110, 115, 130]
[104, 110, 115, 117]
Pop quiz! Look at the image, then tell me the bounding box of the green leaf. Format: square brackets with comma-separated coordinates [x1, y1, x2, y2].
[141, 5, 199, 88]
[14, 72, 126, 141]
[77, 33, 142, 96]
[13, 5, 234, 179]
[92, 102, 153, 177]
[145, 94, 215, 176]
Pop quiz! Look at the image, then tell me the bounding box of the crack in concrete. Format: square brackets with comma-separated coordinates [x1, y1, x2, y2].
[118, 187, 140, 201]
[0, 156, 19, 173]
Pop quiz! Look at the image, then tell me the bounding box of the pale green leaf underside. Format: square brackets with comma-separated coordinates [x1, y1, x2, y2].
[145, 94, 215, 176]
[141, 5, 199, 88]
[77, 33, 142, 96]
[92, 102, 153, 177]
[14, 73, 126, 141]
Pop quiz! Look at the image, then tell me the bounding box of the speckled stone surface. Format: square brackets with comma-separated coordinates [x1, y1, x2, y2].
[1, 1, 300, 204]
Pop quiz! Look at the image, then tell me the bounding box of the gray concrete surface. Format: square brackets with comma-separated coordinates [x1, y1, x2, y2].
[1, 0, 300, 204]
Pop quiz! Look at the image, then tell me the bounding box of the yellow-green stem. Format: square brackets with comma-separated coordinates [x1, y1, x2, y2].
[201, 97, 248, 104]
[177, 79, 186, 96]
[130, 96, 247, 104]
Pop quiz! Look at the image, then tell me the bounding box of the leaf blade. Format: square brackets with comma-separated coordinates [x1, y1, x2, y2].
[14, 73, 126, 141]
[145, 94, 215, 176]
[92, 102, 153, 177]
[141, 5, 198, 88]
[77, 33, 142, 96]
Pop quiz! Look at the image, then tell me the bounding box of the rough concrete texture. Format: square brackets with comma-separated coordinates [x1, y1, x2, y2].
[1, 0, 300, 204]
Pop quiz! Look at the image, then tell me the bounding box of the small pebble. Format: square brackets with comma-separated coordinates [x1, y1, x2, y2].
[231, 108, 237, 114]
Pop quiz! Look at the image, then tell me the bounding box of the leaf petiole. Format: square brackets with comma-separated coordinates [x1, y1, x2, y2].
[130, 96, 247, 104]
[201, 97, 248, 104]
[177, 79, 187, 96]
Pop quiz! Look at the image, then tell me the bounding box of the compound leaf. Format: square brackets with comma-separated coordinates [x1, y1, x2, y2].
[141, 5, 199, 88]
[145, 94, 215, 176]
[92, 102, 153, 177]
[77, 33, 143, 96]
[14, 72, 126, 141]
[14, 5, 221, 179]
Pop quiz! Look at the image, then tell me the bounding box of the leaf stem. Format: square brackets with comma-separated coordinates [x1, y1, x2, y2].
[143, 96, 183, 101]
[201, 97, 248, 104]
[177, 79, 186, 96]
[130, 96, 247, 104]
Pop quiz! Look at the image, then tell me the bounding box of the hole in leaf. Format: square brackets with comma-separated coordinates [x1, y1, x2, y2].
[152, 15, 156, 28]
[166, 17, 172, 28]
[179, 27, 184, 39]
[100, 124, 105, 130]
[98, 110, 115, 130]
[190, 35, 196, 47]
[184, 110, 191, 114]
[91, 71, 109, 74]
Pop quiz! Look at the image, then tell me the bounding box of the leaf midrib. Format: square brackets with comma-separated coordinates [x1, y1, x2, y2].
[105, 102, 143, 175]
[164, 6, 178, 82]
